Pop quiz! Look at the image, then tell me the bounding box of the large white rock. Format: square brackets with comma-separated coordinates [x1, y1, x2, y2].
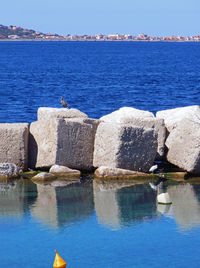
[29, 118, 99, 170]
[94, 166, 149, 179]
[100, 107, 166, 159]
[93, 122, 158, 172]
[0, 123, 29, 170]
[38, 107, 88, 121]
[156, 105, 200, 132]
[32, 172, 56, 181]
[166, 118, 200, 174]
[49, 164, 80, 177]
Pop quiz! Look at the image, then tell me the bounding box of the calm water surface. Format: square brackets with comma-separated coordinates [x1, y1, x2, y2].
[1, 178, 200, 267]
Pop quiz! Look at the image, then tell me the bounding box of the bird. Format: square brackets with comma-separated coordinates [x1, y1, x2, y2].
[149, 163, 166, 191]
[61, 96, 69, 108]
[149, 162, 165, 174]
[149, 164, 158, 174]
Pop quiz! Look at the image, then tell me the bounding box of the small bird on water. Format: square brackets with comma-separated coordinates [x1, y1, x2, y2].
[61, 96, 69, 108]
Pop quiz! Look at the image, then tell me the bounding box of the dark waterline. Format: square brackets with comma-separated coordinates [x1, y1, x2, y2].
[0, 41, 200, 123]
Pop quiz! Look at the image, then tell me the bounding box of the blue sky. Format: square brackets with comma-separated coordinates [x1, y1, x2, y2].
[1, 0, 199, 36]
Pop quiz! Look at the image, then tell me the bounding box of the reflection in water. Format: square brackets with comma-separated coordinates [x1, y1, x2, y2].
[117, 183, 158, 225]
[94, 180, 200, 231]
[157, 203, 171, 214]
[93, 181, 121, 228]
[1, 179, 200, 232]
[31, 183, 58, 227]
[0, 179, 37, 217]
[93, 181, 158, 229]
[31, 181, 94, 228]
[167, 183, 200, 231]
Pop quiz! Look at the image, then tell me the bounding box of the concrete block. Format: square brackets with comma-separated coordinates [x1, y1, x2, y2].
[38, 107, 88, 121]
[100, 107, 166, 159]
[0, 123, 29, 170]
[29, 118, 99, 171]
[166, 118, 200, 174]
[93, 122, 158, 172]
[29, 119, 58, 169]
[156, 105, 200, 132]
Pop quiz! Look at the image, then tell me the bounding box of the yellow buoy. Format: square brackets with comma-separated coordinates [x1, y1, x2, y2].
[53, 250, 67, 268]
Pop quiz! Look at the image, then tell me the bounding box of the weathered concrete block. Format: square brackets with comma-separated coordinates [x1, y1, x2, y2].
[29, 118, 99, 171]
[38, 107, 88, 121]
[55, 118, 99, 170]
[156, 105, 200, 132]
[100, 107, 166, 159]
[0, 123, 29, 170]
[93, 122, 158, 172]
[166, 118, 200, 174]
[29, 119, 58, 169]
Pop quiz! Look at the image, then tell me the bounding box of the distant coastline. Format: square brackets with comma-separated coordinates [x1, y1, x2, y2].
[1, 39, 200, 42]
[0, 24, 200, 42]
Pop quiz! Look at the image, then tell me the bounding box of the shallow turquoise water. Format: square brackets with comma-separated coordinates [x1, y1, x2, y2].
[1, 178, 200, 267]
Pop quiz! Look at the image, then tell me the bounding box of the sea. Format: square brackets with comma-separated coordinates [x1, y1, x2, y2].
[0, 41, 200, 123]
[0, 41, 200, 267]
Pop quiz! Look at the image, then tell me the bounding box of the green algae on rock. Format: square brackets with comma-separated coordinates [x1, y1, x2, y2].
[49, 164, 80, 180]
[31, 172, 56, 182]
[94, 166, 157, 181]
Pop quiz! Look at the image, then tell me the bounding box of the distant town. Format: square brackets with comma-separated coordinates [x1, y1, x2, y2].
[0, 24, 200, 42]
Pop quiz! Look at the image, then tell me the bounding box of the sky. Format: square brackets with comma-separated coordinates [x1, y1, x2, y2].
[1, 0, 199, 36]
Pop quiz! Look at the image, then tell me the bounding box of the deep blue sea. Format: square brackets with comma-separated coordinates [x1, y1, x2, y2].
[1, 41, 200, 268]
[0, 41, 200, 123]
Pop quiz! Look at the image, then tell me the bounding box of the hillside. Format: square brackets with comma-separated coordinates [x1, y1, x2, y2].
[0, 24, 63, 40]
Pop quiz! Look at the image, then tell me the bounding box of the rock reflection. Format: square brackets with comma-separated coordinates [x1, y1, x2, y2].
[30, 183, 58, 227]
[93, 181, 157, 229]
[93, 181, 122, 228]
[157, 203, 172, 214]
[0, 179, 37, 217]
[2, 178, 200, 232]
[167, 183, 200, 231]
[31, 180, 94, 228]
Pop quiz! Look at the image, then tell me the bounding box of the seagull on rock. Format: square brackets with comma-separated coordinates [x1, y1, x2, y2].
[149, 164, 158, 174]
[61, 96, 69, 108]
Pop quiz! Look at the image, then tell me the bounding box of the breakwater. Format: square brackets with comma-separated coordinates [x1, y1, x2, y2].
[1, 105, 200, 179]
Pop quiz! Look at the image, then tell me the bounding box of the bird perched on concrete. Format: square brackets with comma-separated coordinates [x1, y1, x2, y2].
[61, 96, 69, 108]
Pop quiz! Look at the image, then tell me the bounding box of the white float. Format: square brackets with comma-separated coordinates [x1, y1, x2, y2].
[157, 193, 172, 204]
